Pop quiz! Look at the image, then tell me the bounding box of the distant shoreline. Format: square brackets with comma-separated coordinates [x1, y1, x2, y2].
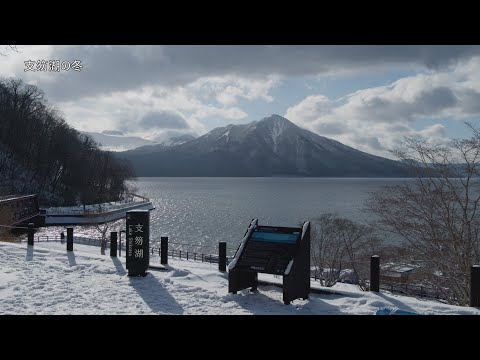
[133, 176, 418, 179]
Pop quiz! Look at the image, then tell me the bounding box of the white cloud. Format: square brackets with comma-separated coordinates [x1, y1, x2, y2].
[191, 105, 247, 121]
[188, 75, 280, 106]
[285, 57, 480, 157]
[4, 45, 480, 103]
[285, 95, 332, 122]
[55, 79, 255, 137]
[3, 46, 480, 154]
[0, 45, 54, 78]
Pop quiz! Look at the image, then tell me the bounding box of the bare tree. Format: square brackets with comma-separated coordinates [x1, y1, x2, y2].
[312, 213, 382, 290]
[95, 222, 110, 255]
[0, 78, 135, 206]
[366, 123, 480, 305]
[312, 214, 346, 287]
[0, 46, 20, 56]
[93, 218, 124, 255]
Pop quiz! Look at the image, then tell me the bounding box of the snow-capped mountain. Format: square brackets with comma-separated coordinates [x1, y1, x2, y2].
[154, 134, 196, 147]
[82, 131, 154, 152]
[82, 131, 196, 152]
[117, 114, 409, 177]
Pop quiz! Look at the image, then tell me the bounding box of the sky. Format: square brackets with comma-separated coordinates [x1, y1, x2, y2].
[2, 45, 480, 158]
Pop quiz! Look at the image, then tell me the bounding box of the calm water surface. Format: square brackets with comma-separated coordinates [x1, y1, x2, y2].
[38, 178, 412, 253]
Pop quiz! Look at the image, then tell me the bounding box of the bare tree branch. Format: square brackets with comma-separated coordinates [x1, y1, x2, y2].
[0, 45, 20, 56]
[311, 213, 383, 290]
[367, 124, 480, 305]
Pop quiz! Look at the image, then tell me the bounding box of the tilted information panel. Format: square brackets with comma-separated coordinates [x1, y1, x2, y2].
[228, 219, 310, 305]
[233, 226, 301, 274]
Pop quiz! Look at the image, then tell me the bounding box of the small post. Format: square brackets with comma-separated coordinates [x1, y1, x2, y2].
[219, 242, 226, 272]
[187, 251, 189, 261]
[202, 254, 204, 262]
[194, 252, 196, 261]
[179, 250, 182, 259]
[471, 265, 480, 307]
[67, 227, 73, 252]
[119, 230, 123, 257]
[28, 223, 34, 246]
[110, 232, 117, 257]
[160, 237, 168, 265]
[370, 255, 380, 292]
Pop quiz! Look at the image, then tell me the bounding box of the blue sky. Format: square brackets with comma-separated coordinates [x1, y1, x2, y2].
[1, 45, 480, 158]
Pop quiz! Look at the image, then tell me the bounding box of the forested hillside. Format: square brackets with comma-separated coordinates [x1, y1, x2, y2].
[0, 78, 134, 206]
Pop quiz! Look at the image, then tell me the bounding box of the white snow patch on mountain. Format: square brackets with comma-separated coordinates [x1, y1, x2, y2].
[82, 131, 196, 152]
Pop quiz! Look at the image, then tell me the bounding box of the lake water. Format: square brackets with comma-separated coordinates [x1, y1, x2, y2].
[37, 177, 412, 254]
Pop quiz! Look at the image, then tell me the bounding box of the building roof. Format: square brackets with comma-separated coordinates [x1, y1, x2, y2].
[381, 262, 417, 273]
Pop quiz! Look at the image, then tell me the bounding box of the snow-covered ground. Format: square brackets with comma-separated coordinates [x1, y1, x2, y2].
[1, 241, 479, 315]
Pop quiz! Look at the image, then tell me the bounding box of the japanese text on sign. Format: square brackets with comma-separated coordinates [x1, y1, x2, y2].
[24, 60, 83, 72]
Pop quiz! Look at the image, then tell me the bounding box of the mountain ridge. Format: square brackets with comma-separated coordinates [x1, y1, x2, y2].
[82, 131, 196, 152]
[117, 114, 410, 177]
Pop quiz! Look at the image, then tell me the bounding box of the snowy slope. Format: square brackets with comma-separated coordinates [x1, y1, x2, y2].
[82, 131, 196, 152]
[1, 242, 478, 315]
[82, 131, 155, 152]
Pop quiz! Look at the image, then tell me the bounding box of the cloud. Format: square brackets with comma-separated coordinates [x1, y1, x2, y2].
[285, 95, 332, 122]
[3, 45, 480, 102]
[456, 88, 480, 113]
[286, 57, 480, 157]
[138, 111, 189, 130]
[54, 83, 248, 136]
[3, 45, 480, 152]
[342, 85, 459, 123]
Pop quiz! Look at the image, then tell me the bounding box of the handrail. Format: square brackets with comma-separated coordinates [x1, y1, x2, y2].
[43, 200, 151, 216]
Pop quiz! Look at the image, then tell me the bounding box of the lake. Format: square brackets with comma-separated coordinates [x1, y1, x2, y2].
[37, 177, 412, 254]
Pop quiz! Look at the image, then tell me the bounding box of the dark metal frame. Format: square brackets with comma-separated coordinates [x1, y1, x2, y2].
[228, 219, 311, 305]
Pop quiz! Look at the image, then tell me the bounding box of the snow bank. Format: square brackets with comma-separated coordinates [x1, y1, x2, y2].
[0, 242, 478, 315]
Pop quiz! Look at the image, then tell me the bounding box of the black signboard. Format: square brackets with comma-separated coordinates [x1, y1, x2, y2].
[232, 226, 301, 274]
[126, 210, 150, 276]
[228, 219, 310, 305]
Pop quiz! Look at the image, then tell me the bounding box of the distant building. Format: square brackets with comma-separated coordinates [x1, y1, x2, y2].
[381, 263, 418, 284]
[0, 194, 39, 227]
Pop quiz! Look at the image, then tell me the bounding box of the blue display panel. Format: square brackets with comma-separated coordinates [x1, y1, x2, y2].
[250, 231, 299, 243]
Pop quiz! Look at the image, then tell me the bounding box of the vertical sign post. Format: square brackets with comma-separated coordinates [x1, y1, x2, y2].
[110, 232, 118, 257]
[126, 210, 150, 277]
[28, 223, 34, 246]
[219, 242, 227, 272]
[67, 227, 73, 252]
[161, 236, 168, 265]
[471, 265, 480, 307]
[370, 255, 380, 292]
[119, 230, 125, 258]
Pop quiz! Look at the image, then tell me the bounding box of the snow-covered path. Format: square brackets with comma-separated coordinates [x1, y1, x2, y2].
[1, 242, 479, 315]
